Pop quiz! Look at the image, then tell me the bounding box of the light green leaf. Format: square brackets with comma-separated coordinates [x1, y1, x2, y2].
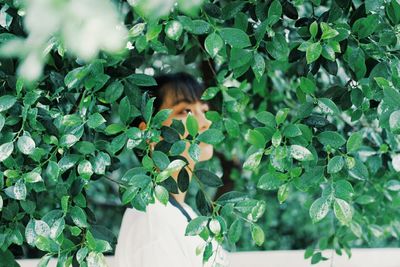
[70, 206, 89, 228]
[309, 197, 330, 223]
[155, 185, 169, 205]
[327, 156, 344, 174]
[17, 135, 36, 155]
[0, 142, 13, 162]
[317, 131, 346, 148]
[219, 28, 251, 48]
[346, 132, 363, 153]
[186, 114, 199, 137]
[306, 42, 322, 64]
[204, 32, 223, 58]
[290, 145, 314, 161]
[389, 110, 400, 134]
[87, 113, 106, 129]
[321, 22, 339, 39]
[185, 216, 209, 236]
[0, 95, 17, 112]
[300, 77, 316, 94]
[251, 224, 264, 246]
[318, 98, 340, 115]
[243, 150, 263, 171]
[197, 129, 224, 145]
[165, 20, 183, 41]
[333, 198, 353, 225]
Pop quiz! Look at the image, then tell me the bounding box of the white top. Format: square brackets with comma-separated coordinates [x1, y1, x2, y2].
[114, 199, 230, 267]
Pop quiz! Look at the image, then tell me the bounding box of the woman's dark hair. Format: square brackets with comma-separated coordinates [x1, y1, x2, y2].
[147, 72, 206, 112]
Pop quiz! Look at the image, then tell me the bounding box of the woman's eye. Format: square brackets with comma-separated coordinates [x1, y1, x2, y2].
[179, 109, 191, 115]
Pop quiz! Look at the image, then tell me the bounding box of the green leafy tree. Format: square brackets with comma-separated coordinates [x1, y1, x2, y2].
[0, 0, 400, 266]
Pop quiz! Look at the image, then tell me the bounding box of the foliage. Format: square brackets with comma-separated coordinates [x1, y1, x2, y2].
[1, 0, 400, 266]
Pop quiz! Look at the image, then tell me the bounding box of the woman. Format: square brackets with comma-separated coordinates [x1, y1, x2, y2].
[114, 72, 230, 267]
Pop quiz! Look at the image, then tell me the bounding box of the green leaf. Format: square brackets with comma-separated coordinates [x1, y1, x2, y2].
[320, 22, 339, 39]
[251, 224, 265, 246]
[228, 219, 243, 243]
[201, 86, 220, 101]
[386, 180, 400, 191]
[178, 168, 189, 192]
[267, 0, 282, 25]
[165, 20, 183, 41]
[152, 150, 170, 170]
[152, 109, 172, 127]
[252, 52, 265, 81]
[277, 183, 290, 204]
[186, 114, 199, 137]
[255, 111, 276, 128]
[219, 28, 251, 48]
[76, 247, 89, 264]
[0, 95, 17, 112]
[257, 171, 286, 190]
[283, 124, 302, 138]
[119, 96, 131, 125]
[346, 132, 363, 153]
[77, 160, 93, 180]
[216, 191, 249, 205]
[185, 216, 209, 236]
[271, 130, 282, 147]
[157, 159, 186, 183]
[155, 185, 169, 205]
[0, 142, 13, 162]
[318, 98, 340, 115]
[204, 32, 223, 58]
[243, 150, 263, 171]
[128, 74, 157, 86]
[70, 206, 88, 228]
[170, 140, 186, 156]
[4, 179, 26, 200]
[389, 110, 400, 134]
[306, 42, 322, 64]
[309, 197, 330, 223]
[189, 20, 211, 35]
[0, 114, 4, 132]
[23, 170, 43, 183]
[333, 198, 353, 225]
[300, 77, 316, 94]
[143, 97, 155, 124]
[290, 145, 314, 161]
[189, 143, 200, 161]
[224, 118, 240, 137]
[87, 113, 106, 129]
[275, 108, 290, 125]
[194, 169, 223, 187]
[334, 180, 354, 201]
[104, 81, 124, 103]
[122, 186, 139, 205]
[45, 161, 60, 182]
[246, 129, 266, 148]
[327, 156, 344, 174]
[197, 129, 224, 145]
[104, 123, 125, 135]
[17, 135, 36, 155]
[309, 21, 318, 39]
[317, 131, 346, 148]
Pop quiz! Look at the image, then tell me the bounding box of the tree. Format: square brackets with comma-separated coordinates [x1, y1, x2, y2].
[0, 0, 399, 266]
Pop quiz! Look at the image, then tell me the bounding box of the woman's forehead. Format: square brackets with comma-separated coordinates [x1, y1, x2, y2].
[161, 87, 208, 107]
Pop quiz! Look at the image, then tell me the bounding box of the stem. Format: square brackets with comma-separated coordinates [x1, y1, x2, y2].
[186, 165, 216, 210]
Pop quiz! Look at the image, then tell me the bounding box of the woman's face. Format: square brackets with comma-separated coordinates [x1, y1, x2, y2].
[158, 89, 214, 163]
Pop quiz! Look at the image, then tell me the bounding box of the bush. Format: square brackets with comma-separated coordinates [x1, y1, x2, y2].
[0, 0, 400, 266]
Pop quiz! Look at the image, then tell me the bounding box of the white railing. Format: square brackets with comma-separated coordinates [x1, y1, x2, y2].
[16, 248, 400, 267]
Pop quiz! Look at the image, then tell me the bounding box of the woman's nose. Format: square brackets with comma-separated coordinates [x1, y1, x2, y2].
[196, 112, 211, 133]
